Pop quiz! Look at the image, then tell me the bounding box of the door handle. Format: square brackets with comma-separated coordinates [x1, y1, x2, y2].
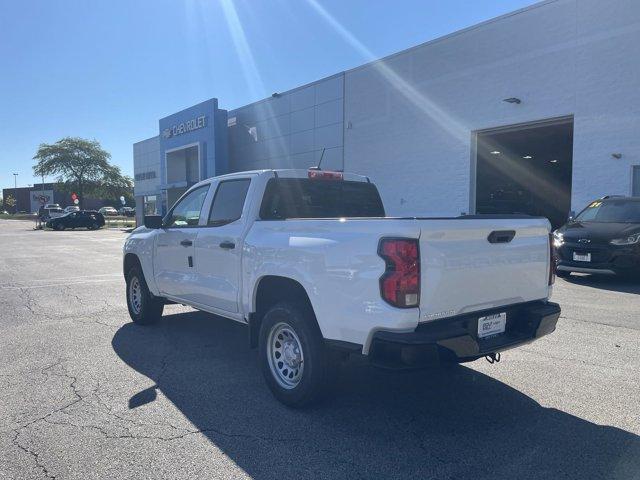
[219, 241, 235, 250]
[180, 239, 193, 247]
[487, 230, 516, 244]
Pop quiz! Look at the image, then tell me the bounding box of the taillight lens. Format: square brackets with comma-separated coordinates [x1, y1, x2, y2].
[308, 169, 343, 180]
[378, 238, 420, 308]
[549, 233, 556, 285]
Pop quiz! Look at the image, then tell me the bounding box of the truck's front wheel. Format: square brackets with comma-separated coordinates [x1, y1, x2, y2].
[259, 302, 329, 407]
[126, 265, 164, 325]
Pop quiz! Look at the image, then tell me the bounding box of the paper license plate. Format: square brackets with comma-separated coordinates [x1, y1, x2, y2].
[478, 312, 506, 339]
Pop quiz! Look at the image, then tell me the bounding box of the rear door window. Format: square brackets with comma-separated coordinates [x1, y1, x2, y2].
[208, 179, 251, 226]
[259, 178, 385, 219]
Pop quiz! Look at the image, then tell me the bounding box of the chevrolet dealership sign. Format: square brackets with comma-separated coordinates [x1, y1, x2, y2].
[162, 115, 207, 139]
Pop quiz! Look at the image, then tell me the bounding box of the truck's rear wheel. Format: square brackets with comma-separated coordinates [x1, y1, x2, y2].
[259, 302, 329, 407]
[126, 265, 163, 325]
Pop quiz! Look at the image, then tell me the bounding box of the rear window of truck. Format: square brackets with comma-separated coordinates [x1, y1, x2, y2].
[259, 178, 385, 220]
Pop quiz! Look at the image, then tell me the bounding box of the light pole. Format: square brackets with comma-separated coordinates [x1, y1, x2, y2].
[12, 173, 18, 213]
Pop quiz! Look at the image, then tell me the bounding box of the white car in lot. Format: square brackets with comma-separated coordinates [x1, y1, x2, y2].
[99, 206, 118, 216]
[39, 206, 65, 220]
[123, 169, 560, 406]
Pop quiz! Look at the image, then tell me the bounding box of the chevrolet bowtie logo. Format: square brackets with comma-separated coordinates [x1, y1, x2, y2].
[578, 238, 591, 243]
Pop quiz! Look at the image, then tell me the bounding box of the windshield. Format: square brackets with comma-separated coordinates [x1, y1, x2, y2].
[575, 199, 640, 223]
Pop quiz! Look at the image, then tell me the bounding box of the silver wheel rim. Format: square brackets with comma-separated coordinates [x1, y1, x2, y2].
[129, 276, 142, 315]
[267, 322, 304, 389]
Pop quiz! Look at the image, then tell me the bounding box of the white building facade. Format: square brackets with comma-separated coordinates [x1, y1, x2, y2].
[134, 0, 640, 228]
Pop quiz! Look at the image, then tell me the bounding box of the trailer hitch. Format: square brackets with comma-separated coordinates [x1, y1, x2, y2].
[485, 352, 501, 364]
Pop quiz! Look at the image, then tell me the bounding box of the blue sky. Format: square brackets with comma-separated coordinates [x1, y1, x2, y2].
[0, 0, 536, 190]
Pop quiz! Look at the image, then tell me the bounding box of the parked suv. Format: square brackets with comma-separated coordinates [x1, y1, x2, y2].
[553, 196, 640, 277]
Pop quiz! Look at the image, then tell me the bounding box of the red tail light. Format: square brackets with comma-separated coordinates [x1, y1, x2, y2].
[549, 233, 556, 285]
[378, 238, 420, 308]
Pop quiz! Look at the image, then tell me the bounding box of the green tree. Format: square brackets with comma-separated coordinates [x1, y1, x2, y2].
[33, 137, 132, 209]
[54, 176, 133, 208]
[4, 194, 16, 212]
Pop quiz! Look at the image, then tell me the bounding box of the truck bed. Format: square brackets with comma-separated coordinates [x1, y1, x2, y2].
[245, 215, 552, 349]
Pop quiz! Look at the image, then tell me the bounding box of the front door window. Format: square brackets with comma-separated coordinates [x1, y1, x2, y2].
[164, 186, 209, 228]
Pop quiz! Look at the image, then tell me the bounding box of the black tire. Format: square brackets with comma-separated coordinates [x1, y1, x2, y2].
[53, 223, 65, 231]
[556, 270, 571, 279]
[259, 302, 330, 407]
[126, 265, 164, 325]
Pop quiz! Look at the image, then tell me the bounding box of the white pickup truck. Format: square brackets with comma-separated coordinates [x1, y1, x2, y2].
[123, 169, 560, 406]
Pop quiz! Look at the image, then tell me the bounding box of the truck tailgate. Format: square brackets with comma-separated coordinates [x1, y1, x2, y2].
[418, 217, 551, 322]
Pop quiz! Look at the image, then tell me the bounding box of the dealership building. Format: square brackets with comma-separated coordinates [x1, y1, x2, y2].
[133, 0, 640, 228]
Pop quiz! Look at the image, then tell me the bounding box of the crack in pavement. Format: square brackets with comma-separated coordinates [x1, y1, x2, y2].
[6, 284, 125, 328]
[7, 353, 303, 480]
[91, 380, 186, 433]
[41, 414, 305, 444]
[11, 429, 56, 480]
[18, 286, 39, 317]
[10, 359, 85, 480]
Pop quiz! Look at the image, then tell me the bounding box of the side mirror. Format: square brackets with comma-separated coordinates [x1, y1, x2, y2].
[144, 215, 163, 229]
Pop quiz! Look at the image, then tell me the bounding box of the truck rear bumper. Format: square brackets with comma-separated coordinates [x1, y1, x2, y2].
[368, 301, 560, 369]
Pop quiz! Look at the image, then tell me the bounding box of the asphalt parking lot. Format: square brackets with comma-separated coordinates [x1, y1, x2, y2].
[0, 219, 638, 480]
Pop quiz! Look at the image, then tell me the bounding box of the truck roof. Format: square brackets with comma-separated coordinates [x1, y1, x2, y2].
[193, 169, 371, 188]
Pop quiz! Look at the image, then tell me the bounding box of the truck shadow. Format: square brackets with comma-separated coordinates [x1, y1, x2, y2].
[112, 310, 639, 479]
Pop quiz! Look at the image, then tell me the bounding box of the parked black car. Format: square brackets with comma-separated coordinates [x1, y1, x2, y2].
[553, 196, 640, 278]
[46, 210, 105, 230]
